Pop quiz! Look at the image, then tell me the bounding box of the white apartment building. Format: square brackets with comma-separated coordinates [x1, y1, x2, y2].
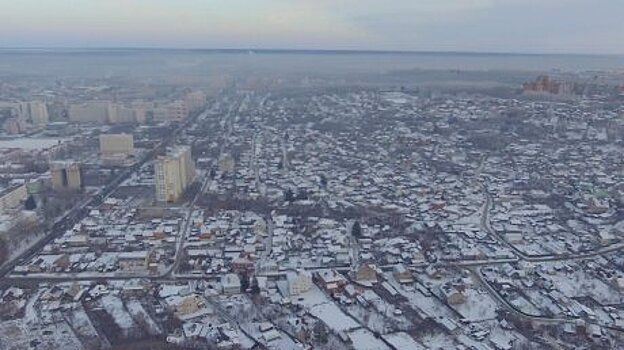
[155, 146, 196, 202]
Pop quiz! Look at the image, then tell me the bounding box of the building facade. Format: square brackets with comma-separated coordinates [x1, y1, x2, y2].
[0, 184, 28, 213]
[99, 133, 134, 156]
[68, 101, 113, 124]
[19, 101, 49, 126]
[287, 270, 313, 296]
[221, 273, 242, 295]
[155, 146, 196, 202]
[50, 161, 81, 191]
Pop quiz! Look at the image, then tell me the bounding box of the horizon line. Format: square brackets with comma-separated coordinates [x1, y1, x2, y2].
[0, 46, 622, 58]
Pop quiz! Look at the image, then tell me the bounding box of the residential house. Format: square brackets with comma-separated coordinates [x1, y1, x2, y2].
[222, 273, 242, 294]
[287, 270, 313, 296]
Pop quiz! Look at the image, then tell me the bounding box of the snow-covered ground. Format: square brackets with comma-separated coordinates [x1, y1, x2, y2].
[384, 273, 457, 320]
[383, 332, 426, 350]
[293, 285, 360, 333]
[100, 295, 140, 338]
[65, 306, 108, 349]
[451, 288, 498, 322]
[309, 302, 360, 333]
[1, 229, 46, 267]
[347, 328, 390, 350]
[126, 299, 162, 336]
[0, 137, 71, 150]
[420, 332, 459, 349]
[244, 321, 301, 350]
[347, 304, 395, 334]
[0, 318, 83, 350]
[551, 270, 622, 305]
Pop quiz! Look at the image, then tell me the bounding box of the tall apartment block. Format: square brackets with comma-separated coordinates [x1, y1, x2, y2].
[155, 146, 196, 202]
[99, 133, 134, 156]
[50, 161, 82, 192]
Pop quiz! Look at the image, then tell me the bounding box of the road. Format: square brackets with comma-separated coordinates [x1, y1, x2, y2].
[168, 94, 244, 277]
[5, 93, 624, 338]
[256, 215, 275, 275]
[0, 109, 206, 279]
[348, 221, 361, 271]
[469, 267, 573, 325]
[481, 184, 624, 263]
[165, 174, 211, 278]
[251, 131, 267, 197]
[474, 180, 624, 331]
[470, 266, 624, 334]
[2, 93, 260, 282]
[203, 294, 264, 349]
[1, 263, 356, 284]
[280, 134, 289, 171]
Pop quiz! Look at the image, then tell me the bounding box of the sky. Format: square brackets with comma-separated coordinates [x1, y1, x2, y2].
[0, 0, 623, 54]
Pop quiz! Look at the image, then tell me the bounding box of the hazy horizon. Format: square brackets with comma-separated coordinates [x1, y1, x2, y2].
[1, 0, 623, 55]
[1, 47, 624, 57]
[1, 48, 623, 78]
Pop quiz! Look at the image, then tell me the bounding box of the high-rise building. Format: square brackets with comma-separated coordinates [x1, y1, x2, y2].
[99, 133, 134, 156]
[99, 133, 135, 166]
[155, 146, 196, 202]
[19, 101, 49, 126]
[169, 100, 189, 121]
[153, 100, 189, 122]
[0, 184, 28, 213]
[184, 91, 206, 113]
[68, 101, 113, 124]
[2, 118, 21, 134]
[130, 101, 153, 124]
[523, 75, 576, 95]
[50, 161, 81, 191]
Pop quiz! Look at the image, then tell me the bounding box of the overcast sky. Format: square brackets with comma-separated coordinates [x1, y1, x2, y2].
[1, 0, 623, 54]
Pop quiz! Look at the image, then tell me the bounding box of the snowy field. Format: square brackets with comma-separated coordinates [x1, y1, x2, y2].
[100, 295, 140, 338]
[0, 137, 70, 151]
[551, 270, 622, 305]
[0, 319, 83, 350]
[384, 332, 426, 350]
[127, 299, 162, 336]
[294, 285, 360, 333]
[451, 288, 498, 322]
[309, 302, 360, 333]
[347, 328, 391, 350]
[384, 273, 457, 320]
